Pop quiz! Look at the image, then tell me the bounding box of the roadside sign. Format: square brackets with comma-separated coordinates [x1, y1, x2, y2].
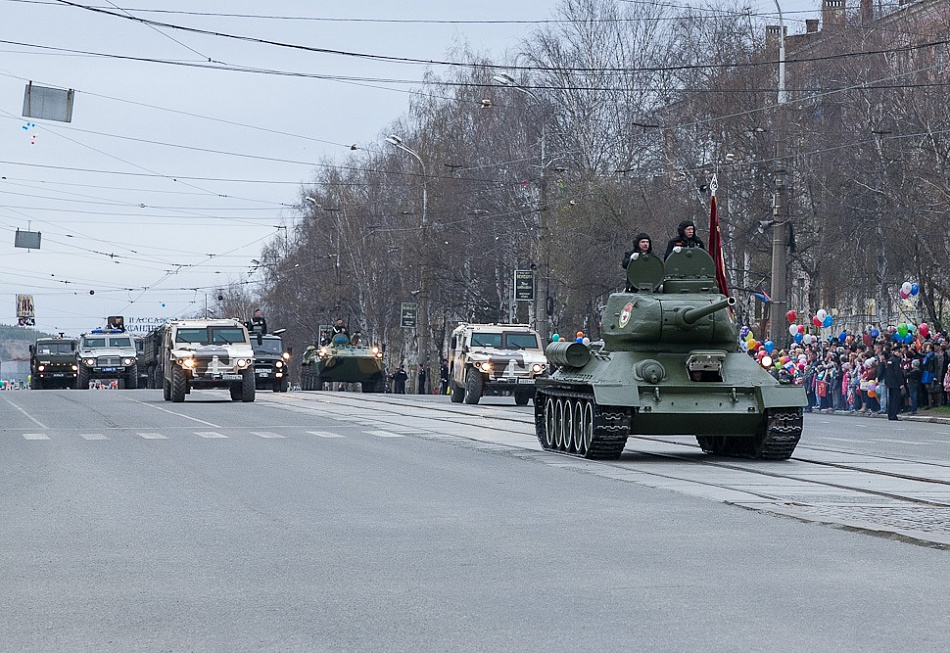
[514, 270, 535, 302]
[400, 302, 417, 328]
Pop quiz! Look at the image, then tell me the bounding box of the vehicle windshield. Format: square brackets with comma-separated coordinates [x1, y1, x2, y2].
[504, 333, 540, 350]
[81, 337, 107, 348]
[252, 339, 284, 355]
[175, 327, 248, 345]
[109, 337, 132, 348]
[37, 342, 75, 355]
[470, 333, 503, 348]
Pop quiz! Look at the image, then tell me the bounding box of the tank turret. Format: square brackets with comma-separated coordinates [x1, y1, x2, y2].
[534, 247, 806, 461]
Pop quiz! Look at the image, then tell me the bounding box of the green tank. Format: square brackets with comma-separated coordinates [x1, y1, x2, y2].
[299, 332, 387, 392]
[534, 248, 806, 460]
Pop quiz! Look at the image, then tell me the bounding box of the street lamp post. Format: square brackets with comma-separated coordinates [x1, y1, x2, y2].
[493, 73, 551, 340]
[385, 134, 430, 394]
[768, 0, 790, 347]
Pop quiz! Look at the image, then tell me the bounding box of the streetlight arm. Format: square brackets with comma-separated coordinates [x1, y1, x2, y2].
[774, 0, 786, 105]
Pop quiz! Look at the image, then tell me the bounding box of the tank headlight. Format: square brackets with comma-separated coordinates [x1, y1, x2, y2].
[371, 346, 379, 354]
[123, 358, 134, 366]
[282, 352, 291, 360]
[761, 355, 773, 368]
[275, 361, 283, 368]
[37, 365, 46, 372]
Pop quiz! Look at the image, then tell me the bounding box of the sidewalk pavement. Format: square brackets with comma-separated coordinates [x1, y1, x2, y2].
[807, 407, 950, 425]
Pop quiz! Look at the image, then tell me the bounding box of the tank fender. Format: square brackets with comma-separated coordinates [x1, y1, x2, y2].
[755, 384, 808, 409]
[592, 383, 641, 407]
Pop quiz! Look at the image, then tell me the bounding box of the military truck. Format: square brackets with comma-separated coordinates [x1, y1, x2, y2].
[158, 318, 256, 402]
[448, 323, 548, 405]
[299, 331, 386, 392]
[249, 331, 291, 392]
[76, 328, 139, 389]
[534, 248, 806, 460]
[29, 335, 78, 389]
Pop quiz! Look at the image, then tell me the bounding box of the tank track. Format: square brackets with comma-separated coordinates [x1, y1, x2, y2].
[696, 407, 803, 460]
[534, 387, 629, 460]
[755, 407, 803, 460]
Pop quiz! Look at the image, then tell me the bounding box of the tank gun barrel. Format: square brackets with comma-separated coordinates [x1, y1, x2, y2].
[545, 340, 591, 368]
[679, 296, 736, 326]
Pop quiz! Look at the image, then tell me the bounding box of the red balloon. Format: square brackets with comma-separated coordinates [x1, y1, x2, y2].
[797, 325, 805, 334]
[919, 323, 930, 338]
[785, 310, 797, 322]
[812, 316, 822, 327]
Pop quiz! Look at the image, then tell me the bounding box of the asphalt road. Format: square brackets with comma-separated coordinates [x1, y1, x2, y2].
[1, 389, 949, 652]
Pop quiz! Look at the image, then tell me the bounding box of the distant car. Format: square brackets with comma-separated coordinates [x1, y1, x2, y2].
[29, 336, 78, 389]
[250, 333, 291, 392]
[76, 329, 138, 389]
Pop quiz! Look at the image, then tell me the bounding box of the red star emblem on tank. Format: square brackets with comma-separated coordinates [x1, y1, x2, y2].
[619, 301, 634, 328]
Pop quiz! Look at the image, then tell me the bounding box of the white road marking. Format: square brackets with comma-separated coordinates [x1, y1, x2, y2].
[138, 432, 168, 440]
[195, 431, 228, 439]
[23, 433, 49, 440]
[872, 438, 927, 446]
[3, 396, 48, 429]
[250, 431, 285, 439]
[81, 433, 108, 440]
[306, 431, 344, 438]
[814, 437, 856, 443]
[126, 397, 221, 427]
[365, 430, 403, 438]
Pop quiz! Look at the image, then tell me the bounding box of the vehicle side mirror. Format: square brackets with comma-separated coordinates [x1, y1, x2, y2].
[29, 345, 35, 355]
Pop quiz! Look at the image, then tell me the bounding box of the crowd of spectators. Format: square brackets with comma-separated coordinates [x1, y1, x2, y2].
[766, 326, 950, 418]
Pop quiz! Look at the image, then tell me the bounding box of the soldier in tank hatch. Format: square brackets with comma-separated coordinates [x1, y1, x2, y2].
[664, 220, 705, 259]
[622, 232, 653, 269]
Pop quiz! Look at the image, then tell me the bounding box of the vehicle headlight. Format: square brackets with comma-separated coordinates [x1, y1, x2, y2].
[371, 346, 379, 354]
[531, 363, 544, 373]
[476, 361, 492, 372]
[275, 361, 283, 368]
[71, 364, 78, 371]
[178, 357, 196, 368]
[84, 358, 96, 366]
[236, 358, 249, 368]
[123, 358, 134, 366]
[37, 365, 45, 372]
[282, 352, 291, 360]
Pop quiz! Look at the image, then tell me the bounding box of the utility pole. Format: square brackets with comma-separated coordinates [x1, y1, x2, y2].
[769, 0, 790, 347]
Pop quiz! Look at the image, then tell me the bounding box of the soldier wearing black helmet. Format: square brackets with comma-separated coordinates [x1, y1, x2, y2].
[664, 220, 705, 259]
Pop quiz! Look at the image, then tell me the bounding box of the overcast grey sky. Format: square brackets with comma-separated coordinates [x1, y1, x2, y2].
[0, 0, 822, 336]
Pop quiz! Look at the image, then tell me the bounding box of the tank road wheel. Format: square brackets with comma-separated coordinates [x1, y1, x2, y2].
[562, 399, 577, 453]
[450, 381, 464, 403]
[463, 368, 483, 405]
[552, 398, 565, 450]
[170, 367, 187, 403]
[163, 378, 171, 401]
[514, 390, 531, 406]
[578, 400, 594, 456]
[241, 368, 256, 402]
[571, 399, 586, 454]
[76, 366, 89, 390]
[125, 364, 138, 390]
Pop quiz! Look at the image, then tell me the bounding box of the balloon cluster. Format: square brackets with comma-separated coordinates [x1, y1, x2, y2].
[786, 322, 814, 345]
[889, 323, 918, 345]
[552, 332, 590, 346]
[898, 281, 920, 300]
[739, 326, 763, 352]
[810, 308, 833, 329]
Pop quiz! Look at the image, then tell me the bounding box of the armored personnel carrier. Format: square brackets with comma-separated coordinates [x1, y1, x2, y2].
[158, 318, 256, 402]
[535, 248, 806, 460]
[29, 336, 78, 389]
[299, 332, 386, 392]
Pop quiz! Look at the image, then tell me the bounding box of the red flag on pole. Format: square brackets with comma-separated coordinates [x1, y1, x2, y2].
[708, 175, 730, 297]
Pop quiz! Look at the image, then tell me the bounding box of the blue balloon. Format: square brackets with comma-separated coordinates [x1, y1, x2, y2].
[906, 323, 915, 332]
[794, 333, 803, 344]
[764, 340, 775, 354]
[822, 315, 833, 328]
[739, 326, 750, 338]
[911, 283, 920, 296]
[904, 333, 914, 344]
[576, 336, 584, 343]
[838, 332, 847, 342]
[552, 333, 560, 342]
[870, 328, 880, 338]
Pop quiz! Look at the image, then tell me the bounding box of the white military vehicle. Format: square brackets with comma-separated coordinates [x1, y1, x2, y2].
[76, 328, 139, 389]
[448, 323, 547, 405]
[159, 318, 256, 402]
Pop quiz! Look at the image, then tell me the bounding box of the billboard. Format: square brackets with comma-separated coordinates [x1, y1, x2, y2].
[16, 294, 35, 326]
[514, 270, 535, 301]
[22, 83, 75, 123]
[400, 302, 417, 328]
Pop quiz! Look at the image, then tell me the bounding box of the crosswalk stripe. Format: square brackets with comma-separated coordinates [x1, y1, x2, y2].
[306, 430, 344, 438]
[365, 430, 403, 438]
[138, 432, 168, 440]
[195, 431, 228, 439]
[81, 433, 108, 440]
[23, 433, 49, 440]
[250, 431, 285, 439]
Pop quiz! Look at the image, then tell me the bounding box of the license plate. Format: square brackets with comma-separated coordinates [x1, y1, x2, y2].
[517, 379, 535, 385]
[221, 374, 242, 380]
[101, 367, 117, 372]
[257, 371, 269, 376]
